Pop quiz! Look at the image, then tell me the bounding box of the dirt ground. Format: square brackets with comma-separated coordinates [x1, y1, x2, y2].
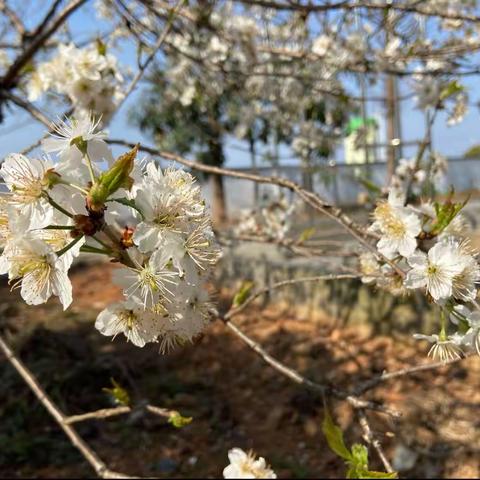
[1, 261, 479, 479]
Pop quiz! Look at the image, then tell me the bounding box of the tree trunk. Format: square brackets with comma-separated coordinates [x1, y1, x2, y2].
[385, 73, 397, 185]
[210, 172, 226, 226]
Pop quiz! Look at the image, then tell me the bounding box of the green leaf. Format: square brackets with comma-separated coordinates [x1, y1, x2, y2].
[232, 281, 254, 307]
[359, 470, 398, 479]
[88, 145, 138, 212]
[102, 378, 130, 406]
[322, 409, 352, 461]
[351, 444, 369, 469]
[431, 191, 468, 236]
[298, 227, 316, 243]
[439, 80, 464, 101]
[323, 412, 397, 479]
[346, 465, 358, 479]
[168, 412, 193, 428]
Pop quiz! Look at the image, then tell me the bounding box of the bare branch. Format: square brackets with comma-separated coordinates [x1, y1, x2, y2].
[64, 404, 178, 424]
[113, 0, 185, 115]
[145, 404, 177, 419]
[0, 0, 87, 90]
[357, 409, 394, 474]
[1, 90, 52, 126]
[234, 0, 480, 24]
[64, 406, 132, 424]
[217, 233, 359, 258]
[224, 273, 360, 320]
[354, 353, 473, 396]
[108, 139, 404, 277]
[0, 0, 26, 37]
[30, 0, 65, 39]
[0, 333, 142, 479]
[222, 318, 401, 418]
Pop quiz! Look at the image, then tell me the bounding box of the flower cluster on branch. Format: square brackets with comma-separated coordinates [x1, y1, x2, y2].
[0, 115, 220, 352]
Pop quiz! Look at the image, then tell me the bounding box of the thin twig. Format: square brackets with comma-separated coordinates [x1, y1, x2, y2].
[1, 90, 52, 126]
[1, 0, 87, 89]
[108, 139, 403, 276]
[113, 0, 185, 115]
[234, 0, 480, 24]
[0, 0, 26, 37]
[217, 233, 358, 258]
[222, 318, 401, 418]
[64, 404, 177, 424]
[64, 406, 132, 424]
[357, 409, 394, 474]
[224, 273, 360, 320]
[354, 353, 472, 396]
[145, 404, 176, 419]
[0, 334, 139, 479]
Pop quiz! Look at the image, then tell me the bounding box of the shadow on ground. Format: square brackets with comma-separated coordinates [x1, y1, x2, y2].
[1, 262, 479, 478]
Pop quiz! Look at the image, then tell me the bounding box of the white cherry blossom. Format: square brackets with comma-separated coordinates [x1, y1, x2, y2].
[405, 242, 466, 301]
[0, 153, 55, 230]
[42, 115, 113, 165]
[371, 192, 421, 259]
[112, 249, 178, 308]
[223, 448, 276, 479]
[95, 299, 161, 347]
[0, 235, 72, 309]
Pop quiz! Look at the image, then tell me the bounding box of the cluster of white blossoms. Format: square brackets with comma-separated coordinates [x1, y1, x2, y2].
[223, 448, 276, 479]
[27, 42, 124, 121]
[365, 182, 480, 361]
[234, 193, 298, 241]
[0, 115, 220, 352]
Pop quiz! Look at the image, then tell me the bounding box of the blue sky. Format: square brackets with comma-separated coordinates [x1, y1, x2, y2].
[0, 2, 478, 167]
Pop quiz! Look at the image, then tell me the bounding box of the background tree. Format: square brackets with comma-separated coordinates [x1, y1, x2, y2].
[131, 67, 237, 225]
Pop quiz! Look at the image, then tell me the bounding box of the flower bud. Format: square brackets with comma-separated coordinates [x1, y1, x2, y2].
[87, 144, 138, 212]
[121, 226, 135, 249]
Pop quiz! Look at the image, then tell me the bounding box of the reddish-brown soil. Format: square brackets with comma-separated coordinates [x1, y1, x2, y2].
[1, 262, 479, 478]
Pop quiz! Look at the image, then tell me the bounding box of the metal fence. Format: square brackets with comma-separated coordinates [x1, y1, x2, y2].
[201, 157, 480, 211]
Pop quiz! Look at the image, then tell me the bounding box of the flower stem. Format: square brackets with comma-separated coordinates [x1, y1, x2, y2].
[44, 225, 75, 230]
[91, 234, 113, 251]
[46, 194, 73, 219]
[84, 152, 97, 184]
[59, 180, 89, 195]
[80, 245, 111, 256]
[439, 309, 447, 341]
[56, 235, 84, 257]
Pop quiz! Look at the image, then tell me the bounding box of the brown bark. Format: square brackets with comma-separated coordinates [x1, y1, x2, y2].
[385, 74, 396, 185]
[211, 172, 226, 226]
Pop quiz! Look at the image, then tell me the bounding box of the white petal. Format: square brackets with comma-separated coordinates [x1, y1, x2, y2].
[20, 272, 52, 306]
[405, 269, 427, 289]
[52, 268, 73, 309]
[397, 235, 417, 258]
[133, 222, 161, 253]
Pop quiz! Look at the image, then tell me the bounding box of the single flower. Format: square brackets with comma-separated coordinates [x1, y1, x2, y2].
[223, 448, 276, 479]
